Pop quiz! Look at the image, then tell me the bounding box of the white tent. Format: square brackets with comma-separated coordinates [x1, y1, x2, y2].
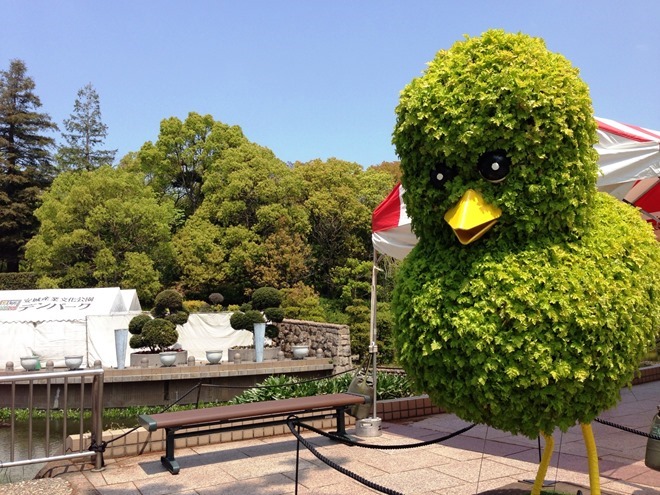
[372, 117, 660, 259]
[0, 287, 141, 368]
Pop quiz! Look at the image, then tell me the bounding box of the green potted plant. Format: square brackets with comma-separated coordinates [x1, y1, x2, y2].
[229, 287, 285, 362]
[128, 289, 190, 367]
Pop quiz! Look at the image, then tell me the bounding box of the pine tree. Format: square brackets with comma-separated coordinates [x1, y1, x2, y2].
[56, 83, 116, 171]
[0, 59, 58, 272]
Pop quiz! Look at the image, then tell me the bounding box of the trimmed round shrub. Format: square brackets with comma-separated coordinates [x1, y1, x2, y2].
[183, 300, 209, 313]
[165, 310, 190, 326]
[263, 307, 285, 323]
[243, 310, 266, 330]
[128, 314, 152, 335]
[208, 292, 224, 305]
[266, 324, 279, 340]
[152, 289, 184, 318]
[230, 310, 265, 332]
[251, 287, 282, 310]
[229, 312, 250, 331]
[129, 334, 146, 349]
[141, 318, 178, 352]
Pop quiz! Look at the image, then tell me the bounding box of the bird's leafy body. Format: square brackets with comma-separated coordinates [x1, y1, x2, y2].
[392, 30, 660, 439]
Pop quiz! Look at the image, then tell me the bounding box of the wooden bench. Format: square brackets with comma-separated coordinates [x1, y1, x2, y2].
[138, 392, 368, 474]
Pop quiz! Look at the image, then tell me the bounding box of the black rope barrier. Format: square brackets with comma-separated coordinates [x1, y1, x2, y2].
[287, 415, 404, 495]
[293, 417, 476, 450]
[595, 417, 660, 440]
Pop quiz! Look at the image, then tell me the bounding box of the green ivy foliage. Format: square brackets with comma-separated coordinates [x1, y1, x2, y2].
[228, 372, 415, 404]
[391, 30, 660, 439]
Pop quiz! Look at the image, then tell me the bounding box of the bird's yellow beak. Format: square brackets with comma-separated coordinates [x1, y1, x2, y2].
[444, 189, 502, 245]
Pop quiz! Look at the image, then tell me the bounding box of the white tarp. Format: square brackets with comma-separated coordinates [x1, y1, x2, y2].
[177, 313, 253, 363]
[87, 313, 139, 368]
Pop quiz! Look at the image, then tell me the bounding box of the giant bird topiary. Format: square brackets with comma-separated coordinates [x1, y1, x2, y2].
[391, 30, 660, 495]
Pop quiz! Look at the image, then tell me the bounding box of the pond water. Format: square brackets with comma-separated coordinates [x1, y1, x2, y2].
[0, 419, 78, 484]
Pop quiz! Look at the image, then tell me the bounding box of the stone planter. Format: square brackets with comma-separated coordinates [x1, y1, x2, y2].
[130, 350, 188, 368]
[229, 347, 280, 363]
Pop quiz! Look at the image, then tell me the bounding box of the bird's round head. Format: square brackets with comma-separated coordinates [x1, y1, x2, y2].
[393, 30, 599, 247]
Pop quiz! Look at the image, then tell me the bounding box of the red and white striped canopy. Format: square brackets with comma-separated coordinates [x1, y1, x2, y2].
[372, 117, 660, 259]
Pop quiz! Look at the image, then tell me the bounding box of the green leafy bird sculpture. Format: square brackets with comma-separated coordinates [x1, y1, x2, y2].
[391, 30, 660, 495]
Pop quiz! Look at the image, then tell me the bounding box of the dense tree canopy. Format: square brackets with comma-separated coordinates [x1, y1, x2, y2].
[134, 112, 247, 222]
[24, 166, 176, 303]
[293, 158, 394, 294]
[0, 59, 58, 271]
[174, 141, 311, 301]
[0, 71, 400, 357]
[56, 83, 116, 171]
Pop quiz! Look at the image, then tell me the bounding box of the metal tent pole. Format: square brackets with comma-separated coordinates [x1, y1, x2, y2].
[369, 249, 383, 423]
[355, 248, 383, 437]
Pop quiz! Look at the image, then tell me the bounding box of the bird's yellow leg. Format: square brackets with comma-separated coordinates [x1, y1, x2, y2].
[531, 432, 554, 495]
[581, 423, 601, 495]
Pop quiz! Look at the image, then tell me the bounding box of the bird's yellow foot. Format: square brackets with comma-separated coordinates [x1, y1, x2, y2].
[531, 432, 554, 495]
[581, 423, 601, 495]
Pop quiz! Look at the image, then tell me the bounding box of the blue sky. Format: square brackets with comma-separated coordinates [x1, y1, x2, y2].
[2, 1, 659, 167]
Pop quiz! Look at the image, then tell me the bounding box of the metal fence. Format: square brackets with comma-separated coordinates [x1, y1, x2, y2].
[0, 368, 104, 471]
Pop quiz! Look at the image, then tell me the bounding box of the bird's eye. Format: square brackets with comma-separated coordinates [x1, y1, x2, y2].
[429, 163, 455, 189]
[477, 150, 511, 183]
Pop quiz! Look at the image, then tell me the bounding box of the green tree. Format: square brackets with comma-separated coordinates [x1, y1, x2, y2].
[56, 83, 116, 172]
[174, 141, 311, 301]
[136, 112, 247, 221]
[0, 59, 58, 272]
[368, 160, 401, 184]
[24, 166, 176, 304]
[293, 158, 393, 295]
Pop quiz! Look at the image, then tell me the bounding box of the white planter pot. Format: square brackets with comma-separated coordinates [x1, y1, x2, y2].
[20, 356, 39, 371]
[159, 351, 178, 367]
[206, 350, 223, 364]
[64, 355, 83, 370]
[292, 346, 309, 360]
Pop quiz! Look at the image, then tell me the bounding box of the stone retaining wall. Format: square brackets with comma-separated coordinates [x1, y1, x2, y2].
[276, 319, 353, 373]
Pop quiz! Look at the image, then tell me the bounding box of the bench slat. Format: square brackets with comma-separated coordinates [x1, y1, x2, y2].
[138, 392, 366, 431]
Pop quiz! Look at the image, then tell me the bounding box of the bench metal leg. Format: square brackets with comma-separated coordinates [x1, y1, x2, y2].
[161, 428, 180, 474]
[333, 406, 352, 440]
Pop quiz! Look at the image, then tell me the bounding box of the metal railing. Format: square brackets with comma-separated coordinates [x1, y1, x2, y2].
[0, 367, 104, 471]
